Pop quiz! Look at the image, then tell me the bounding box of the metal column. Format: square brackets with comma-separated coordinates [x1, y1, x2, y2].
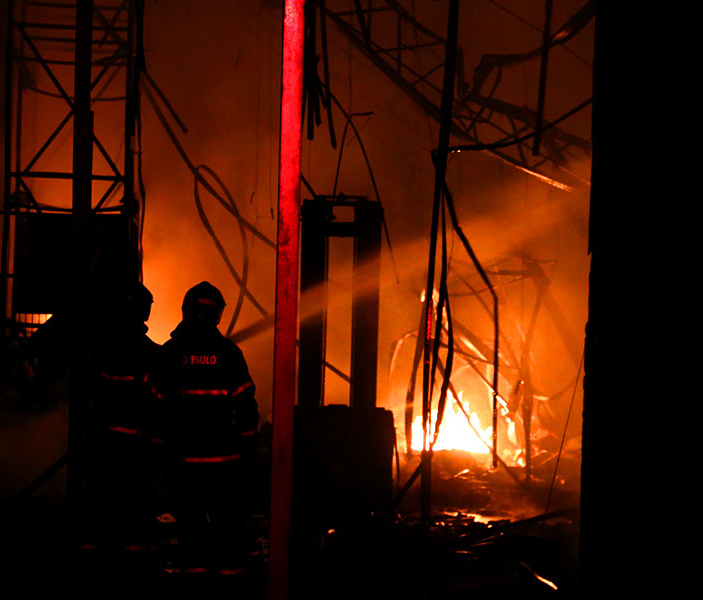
[297, 195, 382, 409]
[1, 1, 140, 338]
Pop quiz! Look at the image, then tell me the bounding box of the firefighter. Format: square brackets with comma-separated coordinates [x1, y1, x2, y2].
[154, 281, 259, 573]
[81, 279, 162, 553]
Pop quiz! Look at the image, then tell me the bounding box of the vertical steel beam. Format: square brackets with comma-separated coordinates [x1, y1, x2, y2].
[298, 196, 382, 410]
[269, 1, 304, 598]
[125, 0, 140, 279]
[72, 0, 94, 246]
[421, 0, 459, 529]
[66, 0, 94, 508]
[298, 198, 328, 408]
[1, 0, 12, 334]
[350, 198, 382, 409]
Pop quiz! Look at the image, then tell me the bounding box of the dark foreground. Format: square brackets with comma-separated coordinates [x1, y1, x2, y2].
[1, 459, 580, 599]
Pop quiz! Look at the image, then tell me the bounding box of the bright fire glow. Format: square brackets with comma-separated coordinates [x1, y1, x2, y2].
[411, 391, 492, 453]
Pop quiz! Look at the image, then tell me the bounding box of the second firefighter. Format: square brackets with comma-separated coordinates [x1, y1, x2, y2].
[154, 281, 259, 571]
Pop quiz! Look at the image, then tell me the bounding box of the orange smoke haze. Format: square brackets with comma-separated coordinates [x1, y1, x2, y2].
[6, 1, 592, 461]
[138, 1, 592, 442]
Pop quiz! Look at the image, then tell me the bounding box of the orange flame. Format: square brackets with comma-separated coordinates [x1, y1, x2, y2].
[410, 391, 492, 453]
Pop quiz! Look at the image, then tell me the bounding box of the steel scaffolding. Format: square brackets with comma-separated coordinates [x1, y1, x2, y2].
[1, 0, 141, 340]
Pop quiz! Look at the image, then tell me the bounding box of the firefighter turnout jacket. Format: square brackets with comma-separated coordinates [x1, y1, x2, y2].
[155, 322, 259, 465]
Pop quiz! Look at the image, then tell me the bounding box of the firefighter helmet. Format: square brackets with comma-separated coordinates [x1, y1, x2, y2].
[125, 281, 154, 323]
[182, 281, 225, 327]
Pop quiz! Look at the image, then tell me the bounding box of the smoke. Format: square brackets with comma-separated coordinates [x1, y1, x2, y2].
[3, 1, 592, 496]
[135, 2, 591, 454]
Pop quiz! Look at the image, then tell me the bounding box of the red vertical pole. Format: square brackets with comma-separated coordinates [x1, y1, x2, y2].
[269, 2, 304, 599]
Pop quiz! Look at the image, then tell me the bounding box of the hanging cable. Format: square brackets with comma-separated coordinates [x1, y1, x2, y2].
[429, 195, 454, 450]
[302, 0, 337, 148]
[139, 78, 273, 335]
[533, 0, 554, 156]
[193, 165, 269, 336]
[447, 96, 592, 154]
[318, 0, 337, 148]
[298, 2, 400, 284]
[135, 87, 146, 279]
[331, 109, 373, 195]
[139, 76, 274, 249]
[437, 166, 500, 468]
[541, 349, 584, 532]
[133, 0, 147, 280]
[419, 0, 460, 527]
[324, 87, 400, 284]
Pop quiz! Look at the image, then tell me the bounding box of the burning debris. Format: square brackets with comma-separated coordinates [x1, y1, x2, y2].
[0, 1, 596, 595]
[290, 502, 579, 599]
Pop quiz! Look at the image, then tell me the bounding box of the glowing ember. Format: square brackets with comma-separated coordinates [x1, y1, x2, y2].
[411, 391, 492, 453]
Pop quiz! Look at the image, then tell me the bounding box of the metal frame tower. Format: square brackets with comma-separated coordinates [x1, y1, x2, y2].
[1, 0, 141, 341]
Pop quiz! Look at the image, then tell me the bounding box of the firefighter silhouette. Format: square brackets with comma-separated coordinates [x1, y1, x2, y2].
[154, 281, 259, 572]
[81, 279, 161, 552]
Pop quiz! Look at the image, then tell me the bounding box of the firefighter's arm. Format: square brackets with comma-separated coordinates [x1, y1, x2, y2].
[232, 381, 259, 461]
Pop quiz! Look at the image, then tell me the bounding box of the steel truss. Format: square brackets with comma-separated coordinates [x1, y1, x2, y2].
[324, 0, 593, 191]
[2, 0, 141, 339]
